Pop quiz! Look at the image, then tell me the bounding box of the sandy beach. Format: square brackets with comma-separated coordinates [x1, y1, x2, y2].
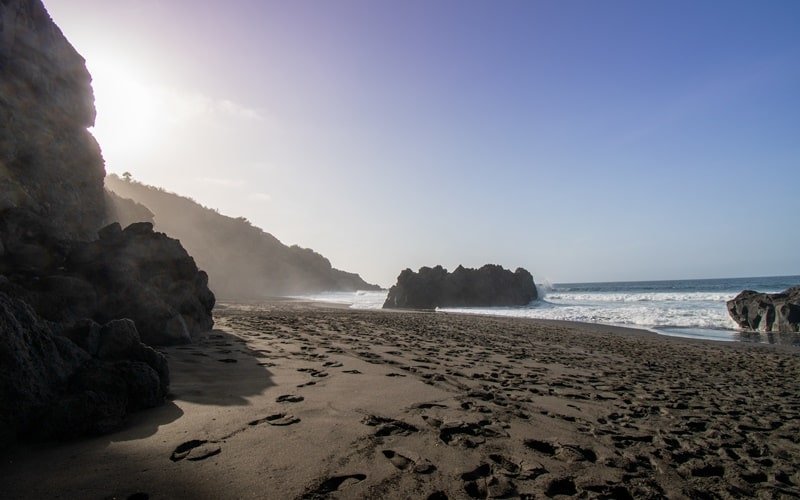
[2, 300, 799, 499]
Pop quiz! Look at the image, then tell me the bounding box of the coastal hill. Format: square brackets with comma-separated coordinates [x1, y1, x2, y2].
[106, 174, 380, 298]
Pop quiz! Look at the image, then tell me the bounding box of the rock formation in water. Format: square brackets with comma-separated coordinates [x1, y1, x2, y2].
[727, 287, 800, 333]
[105, 174, 381, 298]
[0, 0, 214, 442]
[383, 264, 537, 309]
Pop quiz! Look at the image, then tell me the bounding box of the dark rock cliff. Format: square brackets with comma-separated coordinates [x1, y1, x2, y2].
[0, 0, 105, 240]
[0, 0, 214, 442]
[2, 221, 216, 345]
[383, 264, 538, 310]
[727, 287, 800, 333]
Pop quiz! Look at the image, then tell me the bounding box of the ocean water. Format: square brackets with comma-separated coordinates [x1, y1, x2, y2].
[298, 275, 800, 343]
[293, 290, 389, 310]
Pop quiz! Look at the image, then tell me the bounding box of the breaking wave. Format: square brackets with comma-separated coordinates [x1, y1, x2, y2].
[294, 275, 800, 343]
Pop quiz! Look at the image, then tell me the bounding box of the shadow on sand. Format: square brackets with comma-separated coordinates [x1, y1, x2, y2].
[109, 400, 185, 443]
[163, 328, 275, 406]
[107, 327, 274, 442]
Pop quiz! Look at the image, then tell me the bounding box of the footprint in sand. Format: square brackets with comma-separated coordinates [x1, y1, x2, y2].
[302, 474, 367, 499]
[343, 369, 362, 374]
[276, 394, 304, 403]
[170, 440, 222, 462]
[410, 402, 448, 410]
[460, 463, 517, 499]
[688, 462, 725, 478]
[362, 415, 418, 437]
[249, 413, 300, 426]
[438, 420, 509, 447]
[382, 450, 437, 474]
[488, 454, 520, 475]
[545, 476, 577, 497]
[382, 449, 413, 470]
[524, 439, 597, 463]
[488, 453, 547, 481]
[299, 368, 329, 378]
[556, 444, 597, 463]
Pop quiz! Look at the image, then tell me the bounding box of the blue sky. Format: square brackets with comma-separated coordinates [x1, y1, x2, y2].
[45, 0, 800, 286]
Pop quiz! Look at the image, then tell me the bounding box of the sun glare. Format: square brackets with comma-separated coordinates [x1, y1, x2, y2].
[86, 57, 165, 166]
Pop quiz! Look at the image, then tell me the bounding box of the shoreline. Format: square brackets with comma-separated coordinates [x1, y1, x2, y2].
[3, 301, 799, 498]
[291, 298, 800, 350]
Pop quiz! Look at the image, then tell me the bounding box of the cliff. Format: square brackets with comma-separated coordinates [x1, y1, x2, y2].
[105, 174, 381, 298]
[0, 0, 105, 240]
[383, 264, 538, 309]
[0, 0, 214, 442]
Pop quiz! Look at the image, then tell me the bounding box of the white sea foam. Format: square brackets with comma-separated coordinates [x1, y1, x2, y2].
[291, 290, 387, 309]
[544, 291, 736, 303]
[292, 281, 780, 343]
[296, 289, 738, 329]
[439, 302, 739, 331]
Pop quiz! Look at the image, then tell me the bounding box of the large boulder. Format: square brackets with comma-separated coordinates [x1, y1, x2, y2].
[68, 222, 215, 345]
[383, 264, 538, 309]
[0, 292, 88, 443]
[0, 292, 170, 443]
[1, 221, 215, 346]
[727, 287, 800, 333]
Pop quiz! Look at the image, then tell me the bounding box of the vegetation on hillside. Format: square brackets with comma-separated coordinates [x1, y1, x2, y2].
[105, 174, 380, 299]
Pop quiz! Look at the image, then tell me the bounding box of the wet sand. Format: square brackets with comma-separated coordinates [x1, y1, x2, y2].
[2, 300, 799, 499]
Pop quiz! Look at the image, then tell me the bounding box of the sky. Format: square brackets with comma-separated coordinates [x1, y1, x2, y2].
[44, 0, 800, 287]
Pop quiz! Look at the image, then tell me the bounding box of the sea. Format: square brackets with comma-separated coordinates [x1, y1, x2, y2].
[296, 275, 800, 344]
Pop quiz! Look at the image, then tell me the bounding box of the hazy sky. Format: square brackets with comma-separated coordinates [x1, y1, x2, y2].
[44, 0, 799, 287]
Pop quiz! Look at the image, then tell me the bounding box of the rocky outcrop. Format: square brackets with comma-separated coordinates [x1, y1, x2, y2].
[0, 217, 212, 443]
[727, 287, 800, 333]
[1, 221, 215, 346]
[70, 221, 215, 345]
[0, 293, 169, 442]
[0, 1, 215, 335]
[383, 264, 537, 310]
[106, 174, 381, 297]
[0, 0, 216, 443]
[0, 0, 105, 240]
